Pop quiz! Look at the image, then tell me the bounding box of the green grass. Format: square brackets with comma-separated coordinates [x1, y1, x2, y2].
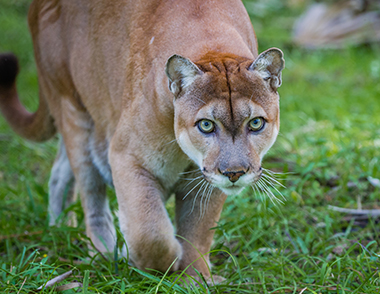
[1, 0, 380, 293]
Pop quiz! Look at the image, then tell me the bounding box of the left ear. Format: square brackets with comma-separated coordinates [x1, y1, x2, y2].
[249, 48, 285, 90]
[165, 54, 203, 97]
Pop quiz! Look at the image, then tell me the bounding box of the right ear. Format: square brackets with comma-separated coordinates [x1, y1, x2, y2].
[165, 54, 203, 97]
[249, 48, 285, 91]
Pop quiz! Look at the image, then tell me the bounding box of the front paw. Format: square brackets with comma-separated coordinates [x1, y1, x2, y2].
[174, 272, 226, 288]
[122, 237, 183, 273]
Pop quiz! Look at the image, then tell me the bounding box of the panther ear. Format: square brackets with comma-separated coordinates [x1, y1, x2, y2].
[249, 48, 285, 90]
[165, 54, 203, 97]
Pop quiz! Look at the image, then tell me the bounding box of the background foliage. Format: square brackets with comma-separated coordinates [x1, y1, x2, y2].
[1, 0, 380, 292]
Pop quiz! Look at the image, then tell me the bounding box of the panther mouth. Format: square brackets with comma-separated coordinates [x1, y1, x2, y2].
[202, 171, 262, 196]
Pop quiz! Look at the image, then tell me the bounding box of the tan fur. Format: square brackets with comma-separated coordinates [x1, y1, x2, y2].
[0, 0, 284, 277]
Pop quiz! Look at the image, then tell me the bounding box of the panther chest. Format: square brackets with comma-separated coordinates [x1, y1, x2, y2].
[90, 132, 191, 194]
[145, 142, 192, 195]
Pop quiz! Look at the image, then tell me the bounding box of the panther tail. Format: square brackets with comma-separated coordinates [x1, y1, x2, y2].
[0, 53, 56, 142]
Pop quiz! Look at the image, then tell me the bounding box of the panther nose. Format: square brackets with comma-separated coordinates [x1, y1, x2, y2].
[222, 170, 246, 183]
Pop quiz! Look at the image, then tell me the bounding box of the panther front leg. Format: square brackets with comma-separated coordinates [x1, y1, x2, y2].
[109, 148, 182, 272]
[174, 171, 227, 278]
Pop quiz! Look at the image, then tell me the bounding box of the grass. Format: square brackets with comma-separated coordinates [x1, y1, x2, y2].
[1, 0, 380, 292]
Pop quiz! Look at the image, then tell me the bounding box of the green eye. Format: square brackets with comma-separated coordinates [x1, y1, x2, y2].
[249, 117, 265, 132]
[198, 119, 215, 133]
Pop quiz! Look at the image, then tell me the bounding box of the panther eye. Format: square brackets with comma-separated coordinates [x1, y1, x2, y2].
[248, 117, 265, 132]
[198, 119, 215, 133]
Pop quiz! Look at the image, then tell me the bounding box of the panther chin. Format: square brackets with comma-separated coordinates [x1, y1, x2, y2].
[218, 185, 246, 196]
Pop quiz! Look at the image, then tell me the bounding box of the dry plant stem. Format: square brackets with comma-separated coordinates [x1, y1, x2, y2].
[328, 205, 380, 217]
[17, 277, 27, 294]
[37, 270, 73, 291]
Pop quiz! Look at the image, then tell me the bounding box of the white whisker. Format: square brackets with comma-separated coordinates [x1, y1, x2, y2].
[199, 182, 210, 219]
[251, 183, 263, 202]
[261, 173, 286, 188]
[257, 179, 280, 205]
[183, 179, 204, 200]
[259, 179, 284, 205]
[179, 169, 202, 175]
[261, 175, 286, 201]
[256, 180, 273, 204]
[205, 185, 214, 212]
[183, 175, 204, 190]
[180, 175, 203, 181]
[191, 180, 207, 214]
[262, 167, 294, 176]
